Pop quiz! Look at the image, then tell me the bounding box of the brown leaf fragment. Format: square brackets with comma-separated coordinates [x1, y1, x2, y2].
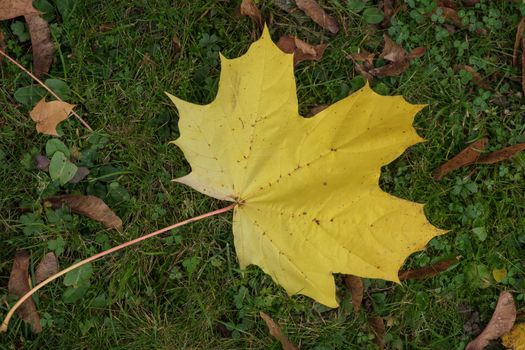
[295, 0, 339, 34]
[35, 252, 58, 284]
[277, 36, 326, 65]
[379, 0, 394, 27]
[0, 0, 40, 20]
[69, 167, 90, 184]
[440, 6, 463, 28]
[260, 312, 299, 350]
[25, 14, 55, 78]
[466, 291, 516, 350]
[35, 154, 50, 171]
[45, 195, 123, 230]
[513, 18, 524, 68]
[432, 138, 488, 181]
[29, 98, 75, 136]
[368, 315, 386, 350]
[347, 49, 375, 67]
[240, 0, 264, 29]
[8, 250, 42, 333]
[398, 256, 459, 281]
[476, 143, 525, 165]
[379, 34, 406, 62]
[407, 47, 426, 60]
[455, 65, 493, 91]
[438, 0, 456, 8]
[355, 63, 374, 82]
[369, 60, 410, 77]
[306, 104, 329, 117]
[344, 275, 364, 312]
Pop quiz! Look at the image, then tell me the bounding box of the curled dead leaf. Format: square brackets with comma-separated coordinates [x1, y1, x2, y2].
[476, 142, 525, 164]
[344, 275, 364, 312]
[407, 47, 426, 60]
[432, 138, 488, 181]
[25, 14, 55, 77]
[0, 0, 40, 20]
[295, 0, 339, 34]
[369, 60, 409, 78]
[277, 36, 326, 65]
[29, 99, 75, 136]
[380, 34, 406, 62]
[35, 252, 59, 284]
[398, 256, 459, 281]
[240, 0, 264, 29]
[439, 6, 463, 28]
[45, 195, 123, 230]
[260, 312, 299, 350]
[8, 250, 42, 333]
[466, 291, 516, 350]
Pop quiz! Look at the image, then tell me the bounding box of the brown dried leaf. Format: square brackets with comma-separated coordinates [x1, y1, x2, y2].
[455, 65, 493, 91]
[35, 252, 58, 284]
[25, 14, 55, 78]
[466, 291, 516, 350]
[440, 6, 463, 27]
[260, 312, 299, 350]
[277, 36, 326, 65]
[29, 98, 75, 136]
[295, 0, 339, 34]
[69, 167, 90, 184]
[35, 154, 50, 171]
[380, 34, 406, 62]
[347, 49, 375, 67]
[369, 60, 410, 77]
[432, 138, 488, 181]
[306, 104, 329, 117]
[368, 315, 386, 350]
[476, 143, 525, 165]
[438, 0, 456, 8]
[0, 0, 40, 20]
[8, 250, 42, 333]
[355, 63, 374, 82]
[513, 18, 524, 68]
[379, 0, 394, 27]
[240, 0, 263, 29]
[344, 275, 364, 312]
[46, 195, 123, 230]
[398, 256, 459, 281]
[407, 47, 426, 60]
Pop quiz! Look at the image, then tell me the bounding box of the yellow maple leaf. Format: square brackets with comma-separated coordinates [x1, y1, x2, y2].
[167, 27, 446, 307]
[502, 323, 525, 350]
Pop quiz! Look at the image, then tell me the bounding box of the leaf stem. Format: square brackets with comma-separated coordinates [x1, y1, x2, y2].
[0, 203, 236, 333]
[0, 49, 93, 132]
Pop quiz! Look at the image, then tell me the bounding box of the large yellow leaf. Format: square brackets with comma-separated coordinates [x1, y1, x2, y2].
[168, 27, 445, 307]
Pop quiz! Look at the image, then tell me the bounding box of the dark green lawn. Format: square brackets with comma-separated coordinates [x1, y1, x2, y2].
[1, 0, 525, 349]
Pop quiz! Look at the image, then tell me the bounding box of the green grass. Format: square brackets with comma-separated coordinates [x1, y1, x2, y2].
[1, 0, 525, 348]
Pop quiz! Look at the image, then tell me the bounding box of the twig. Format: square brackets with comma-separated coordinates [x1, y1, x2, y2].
[0, 49, 93, 132]
[0, 203, 236, 333]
